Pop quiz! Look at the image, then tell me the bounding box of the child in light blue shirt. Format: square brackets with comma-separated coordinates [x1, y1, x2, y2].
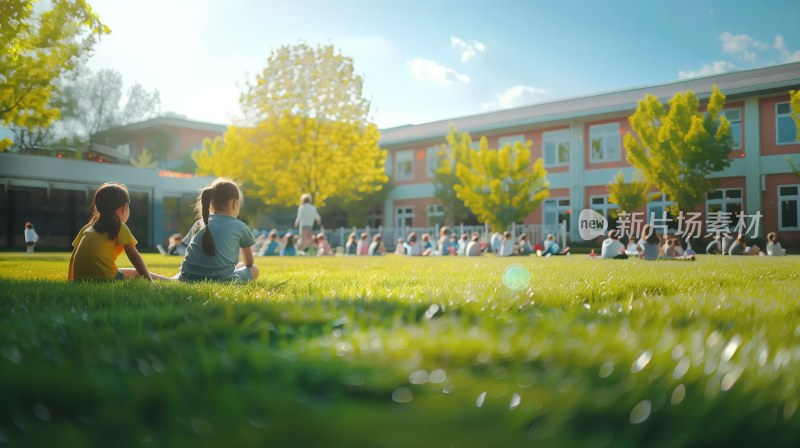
[179, 179, 259, 282]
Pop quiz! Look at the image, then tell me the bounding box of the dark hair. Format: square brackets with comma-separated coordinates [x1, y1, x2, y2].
[195, 178, 242, 256]
[408, 232, 418, 243]
[284, 232, 295, 249]
[641, 224, 660, 244]
[90, 183, 130, 241]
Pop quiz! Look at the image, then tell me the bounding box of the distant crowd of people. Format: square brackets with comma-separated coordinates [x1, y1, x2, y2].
[593, 224, 788, 260]
[240, 226, 572, 258]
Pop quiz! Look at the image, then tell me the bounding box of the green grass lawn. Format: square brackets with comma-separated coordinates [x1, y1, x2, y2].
[1, 253, 800, 447]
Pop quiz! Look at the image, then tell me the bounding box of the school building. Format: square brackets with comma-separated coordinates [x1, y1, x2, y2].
[378, 62, 800, 245]
[0, 117, 223, 249]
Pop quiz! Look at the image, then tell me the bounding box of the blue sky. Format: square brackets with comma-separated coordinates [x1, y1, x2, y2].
[86, 0, 800, 128]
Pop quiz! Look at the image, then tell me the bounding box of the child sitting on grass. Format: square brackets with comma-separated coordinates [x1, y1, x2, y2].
[69, 182, 168, 282]
[766, 232, 786, 256]
[177, 178, 259, 282]
[317, 233, 334, 256]
[281, 232, 297, 256]
[259, 230, 281, 256]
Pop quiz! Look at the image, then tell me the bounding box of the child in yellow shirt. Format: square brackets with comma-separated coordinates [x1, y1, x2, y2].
[69, 182, 167, 281]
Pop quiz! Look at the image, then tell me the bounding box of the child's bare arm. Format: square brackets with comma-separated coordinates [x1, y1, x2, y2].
[68, 250, 76, 281]
[123, 244, 153, 281]
[241, 246, 255, 268]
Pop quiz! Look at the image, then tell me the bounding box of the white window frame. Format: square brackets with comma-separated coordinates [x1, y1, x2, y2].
[705, 188, 742, 230]
[368, 208, 383, 228]
[722, 108, 742, 150]
[543, 198, 571, 232]
[396, 206, 414, 228]
[590, 195, 618, 220]
[647, 193, 678, 231]
[776, 102, 798, 146]
[395, 150, 414, 181]
[427, 204, 445, 226]
[542, 129, 570, 167]
[426, 146, 440, 178]
[497, 134, 525, 149]
[778, 184, 800, 230]
[589, 122, 621, 163]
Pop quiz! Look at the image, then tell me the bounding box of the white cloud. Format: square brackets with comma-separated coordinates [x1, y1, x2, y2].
[408, 58, 470, 85]
[481, 85, 548, 110]
[678, 61, 736, 79]
[774, 34, 800, 63]
[720, 32, 768, 62]
[450, 36, 487, 63]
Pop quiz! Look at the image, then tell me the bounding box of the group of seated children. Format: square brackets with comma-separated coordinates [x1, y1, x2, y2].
[598, 226, 789, 260]
[705, 232, 786, 256]
[597, 225, 695, 260]
[250, 229, 333, 257]
[71, 178, 260, 284]
[388, 227, 570, 257]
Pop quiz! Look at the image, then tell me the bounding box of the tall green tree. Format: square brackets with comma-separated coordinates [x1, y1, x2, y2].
[0, 0, 109, 150]
[624, 85, 733, 210]
[608, 170, 659, 215]
[57, 66, 161, 141]
[433, 124, 476, 224]
[193, 43, 388, 207]
[450, 129, 549, 231]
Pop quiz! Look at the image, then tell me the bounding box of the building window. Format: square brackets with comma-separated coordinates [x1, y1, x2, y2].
[589, 123, 621, 162]
[722, 108, 742, 150]
[590, 195, 618, 231]
[395, 150, 414, 181]
[498, 134, 525, 148]
[427, 204, 445, 226]
[779, 185, 800, 230]
[543, 198, 570, 233]
[705, 189, 742, 230]
[368, 208, 383, 228]
[647, 194, 678, 231]
[426, 146, 440, 178]
[396, 206, 414, 228]
[543, 129, 570, 167]
[777, 102, 798, 145]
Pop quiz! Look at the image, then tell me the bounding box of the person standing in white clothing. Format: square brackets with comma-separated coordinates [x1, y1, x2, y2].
[24, 222, 39, 254]
[295, 194, 321, 251]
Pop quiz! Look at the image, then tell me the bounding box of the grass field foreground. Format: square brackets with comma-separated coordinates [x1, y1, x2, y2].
[1, 253, 800, 447]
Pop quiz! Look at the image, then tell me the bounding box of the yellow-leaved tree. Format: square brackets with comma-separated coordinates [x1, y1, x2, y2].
[192, 43, 388, 207]
[130, 148, 158, 168]
[608, 170, 659, 215]
[1, 0, 109, 150]
[449, 127, 549, 231]
[624, 85, 733, 211]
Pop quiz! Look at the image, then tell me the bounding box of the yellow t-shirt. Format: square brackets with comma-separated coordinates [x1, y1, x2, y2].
[72, 223, 137, 280]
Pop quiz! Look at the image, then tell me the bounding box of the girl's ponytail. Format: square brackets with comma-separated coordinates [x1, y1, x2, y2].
[90, 183, 129, 241]
[194, 178, 241, 257]
[200, 187, 216, 256]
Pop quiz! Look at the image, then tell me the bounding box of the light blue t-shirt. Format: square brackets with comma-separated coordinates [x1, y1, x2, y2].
[180, 215, 255, 280]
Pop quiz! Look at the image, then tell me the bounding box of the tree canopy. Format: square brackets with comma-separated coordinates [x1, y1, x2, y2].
[1, 0, 109, 150]
[624, 85, 733, 210]
[193, 43, 388, 207]
[54, 66, 160, 142]
[448, 127, 549, 231]
[608, 170, 658, 215]
[433, 124, 478, 225]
